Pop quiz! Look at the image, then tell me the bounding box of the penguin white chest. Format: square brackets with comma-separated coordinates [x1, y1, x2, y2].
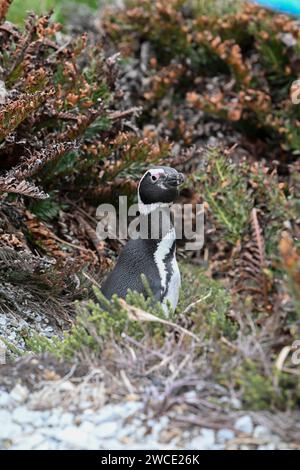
[154, 230, 181, 314]
[164, 256, 181, 313]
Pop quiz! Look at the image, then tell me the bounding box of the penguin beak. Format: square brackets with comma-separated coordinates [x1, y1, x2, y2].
[165, 172, 185, 187]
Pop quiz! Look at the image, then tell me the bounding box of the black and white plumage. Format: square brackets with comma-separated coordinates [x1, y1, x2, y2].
[101, 166, 184, 313]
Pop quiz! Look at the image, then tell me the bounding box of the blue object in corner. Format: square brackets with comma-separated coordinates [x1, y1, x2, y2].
[254, 0, 300, 15]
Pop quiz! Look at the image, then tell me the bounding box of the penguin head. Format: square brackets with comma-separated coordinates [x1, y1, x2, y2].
[138, 166, 185, 206]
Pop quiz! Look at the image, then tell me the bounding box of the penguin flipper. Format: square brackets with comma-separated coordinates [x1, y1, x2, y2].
[101, 239, 163, 302]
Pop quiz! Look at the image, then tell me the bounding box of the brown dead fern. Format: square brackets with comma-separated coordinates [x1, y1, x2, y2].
[0, 176, 48, 199]
[8, 141, 77, 181]
[234, 208, 270, 309]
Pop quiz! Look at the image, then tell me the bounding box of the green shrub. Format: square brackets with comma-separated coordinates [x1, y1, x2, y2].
[234, 360, 300, 410]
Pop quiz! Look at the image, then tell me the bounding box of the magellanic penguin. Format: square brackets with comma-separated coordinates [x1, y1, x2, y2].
[101, 166, 185, 314]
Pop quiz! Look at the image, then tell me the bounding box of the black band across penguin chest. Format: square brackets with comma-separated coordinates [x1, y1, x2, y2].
[159, 239, 176, 299]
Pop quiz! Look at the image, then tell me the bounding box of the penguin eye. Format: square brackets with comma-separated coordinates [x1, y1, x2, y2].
[151, 174, 158, 182]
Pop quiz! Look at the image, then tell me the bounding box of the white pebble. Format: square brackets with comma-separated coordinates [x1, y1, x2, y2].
[10, 384, 29, 403]
[253, 425, 271, 439]
[234, 415, 253, 434]
[11, 434, 46, 450]
[217, 428, 235, 443]
[57, 426, 99, 449]
[0, 391, 12, 407]
[94, 421, 119, 439]
[0, 420, 22, 440]
[12, 407, 43, 426]
[188, 428, 215, 450]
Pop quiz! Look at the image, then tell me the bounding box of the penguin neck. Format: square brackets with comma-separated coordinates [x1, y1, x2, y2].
[138, 194, 170, 216]
[137, 195, 175, 242]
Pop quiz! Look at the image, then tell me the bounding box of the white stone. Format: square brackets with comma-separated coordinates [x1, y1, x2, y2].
[78, 400, 92, 410]
[12, 406, 43, 425]
[253, 425, 271, 439]
[98, 439, 176, 451]
[60, 412, 74, 427]
[11, 434, 46, 450]
[149, 416, 169, 438]
[94, 421, 119, 438]
[33, 439, 58, 450]
[216, 428, 235, 443]
[210, 444, 225, 450]
[118, 424, 146, 439]
[92, 404, 124, 424]
[56, 427, 86, 448]
[231, 397, 242, 409]
[46, 409, 63, 427]
[78, 421, 95, 434]
[34, 426, 66, 440]
[57, 381, 75, 392]
[277, 442, 290, 450]
[98, 439, 126, 450]
[10, 384, 29, 403]
[234, 415, 253, 434]
[57, 426, 99, 449]
[258, 443, 276, 450]
[0, 409, 11, 424]
[188, 428, 215, 450]
[0, 420, 22, 440]
[184, 391, 197, 401]
[0, 391, 12, 407]
[22, 424, 34, 434]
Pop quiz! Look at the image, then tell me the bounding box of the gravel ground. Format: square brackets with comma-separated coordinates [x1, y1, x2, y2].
[0, 381, 294, 450]
[0, 317, 298, 451]
[0, 310, 63, 356]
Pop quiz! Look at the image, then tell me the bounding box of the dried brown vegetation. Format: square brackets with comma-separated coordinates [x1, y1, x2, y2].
[0, 8, 167, 320]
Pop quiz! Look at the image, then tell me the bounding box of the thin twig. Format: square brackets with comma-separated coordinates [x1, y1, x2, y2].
[108, 106, 142, 121]
[181, 290, 212, 315]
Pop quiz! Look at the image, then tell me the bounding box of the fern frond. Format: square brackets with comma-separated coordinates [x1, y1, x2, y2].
[235, 208, 270, 308]
[8, 141, 77, 180]
[0, 176, 48, 199]
[0, 90, 53, 140]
